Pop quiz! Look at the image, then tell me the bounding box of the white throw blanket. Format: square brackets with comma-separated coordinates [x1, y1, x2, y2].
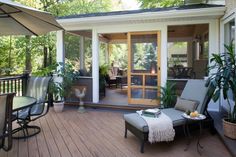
[137, 110, 175, 143]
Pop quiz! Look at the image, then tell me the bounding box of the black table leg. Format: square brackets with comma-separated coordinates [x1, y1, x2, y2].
[197, 121, 204, 155]
[184, 120, 191, 151]
[184, 120, 204, 155]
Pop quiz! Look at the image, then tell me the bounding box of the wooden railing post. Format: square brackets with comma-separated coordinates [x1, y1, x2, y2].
[22, 72, 29, 96]
[48, 76, 53, 107]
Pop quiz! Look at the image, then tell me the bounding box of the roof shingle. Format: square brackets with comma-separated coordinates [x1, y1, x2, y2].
[58, 4, 224, 19]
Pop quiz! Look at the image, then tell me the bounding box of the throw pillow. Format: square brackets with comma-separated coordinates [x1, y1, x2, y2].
[174, 97, 199, 112]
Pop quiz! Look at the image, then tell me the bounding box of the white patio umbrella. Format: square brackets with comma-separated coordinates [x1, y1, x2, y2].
[0, 0, 63, 36]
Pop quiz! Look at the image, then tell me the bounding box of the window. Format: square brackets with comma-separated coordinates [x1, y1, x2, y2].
[225, 19, 235, 45]
[230, 21, 235, 43]
[168, 42, 188, 67]
[167, 24, 209, 79]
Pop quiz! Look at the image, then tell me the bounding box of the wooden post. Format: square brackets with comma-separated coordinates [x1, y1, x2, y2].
[80, 36, 85, 69]
[22, 72, 29, 96]
[105, 43, 109, 64]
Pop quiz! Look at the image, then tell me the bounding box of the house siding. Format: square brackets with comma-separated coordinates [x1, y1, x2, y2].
[225, 0, 236, 13]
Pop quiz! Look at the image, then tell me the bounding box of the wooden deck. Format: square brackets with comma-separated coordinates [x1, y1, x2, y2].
[0, 107, 231, 157]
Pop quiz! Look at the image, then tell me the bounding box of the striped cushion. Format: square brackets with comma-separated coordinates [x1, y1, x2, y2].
[18, 77, 51, 119]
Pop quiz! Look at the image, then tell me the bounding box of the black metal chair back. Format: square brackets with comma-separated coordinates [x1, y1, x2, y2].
[0, 93, 15, 151]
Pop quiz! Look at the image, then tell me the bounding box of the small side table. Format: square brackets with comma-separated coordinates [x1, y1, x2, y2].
[182, 113, 206, 155]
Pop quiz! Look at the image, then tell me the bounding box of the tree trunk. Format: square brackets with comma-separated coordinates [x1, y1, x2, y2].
[25, 35, 32, 73]
[43, 46, 48, 68]
[8, 36, 12, 75]
[49, 46, 53, 65]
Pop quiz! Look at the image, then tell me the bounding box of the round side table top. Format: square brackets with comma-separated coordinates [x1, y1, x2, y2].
[182, 113, 206, 121]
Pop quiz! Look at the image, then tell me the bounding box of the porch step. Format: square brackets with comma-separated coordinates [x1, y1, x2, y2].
[65, 101, 158, 110]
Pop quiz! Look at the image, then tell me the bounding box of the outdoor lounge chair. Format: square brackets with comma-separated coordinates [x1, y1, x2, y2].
[14, 77, 51, 138]
[123, 80, 213, 153]
[0, 93, 15, 151]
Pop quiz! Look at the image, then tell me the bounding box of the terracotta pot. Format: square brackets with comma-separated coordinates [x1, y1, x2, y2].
[223, 119, 236, 139]
[53, 101, 64, 113]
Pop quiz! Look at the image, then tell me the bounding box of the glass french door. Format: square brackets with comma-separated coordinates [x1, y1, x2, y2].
[127, 31, 161, 105]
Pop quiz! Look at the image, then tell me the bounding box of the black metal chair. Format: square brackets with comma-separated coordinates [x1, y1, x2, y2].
[0, 93, 15, 151]
[14, 77, 51, 139]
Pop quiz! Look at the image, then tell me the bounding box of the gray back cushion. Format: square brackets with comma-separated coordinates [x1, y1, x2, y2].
[181, 79, 209, 114]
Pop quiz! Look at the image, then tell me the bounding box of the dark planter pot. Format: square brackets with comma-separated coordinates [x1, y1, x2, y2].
[223, 118, 236, 139]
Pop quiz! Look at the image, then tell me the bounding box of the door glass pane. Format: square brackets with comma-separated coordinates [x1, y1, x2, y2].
[145, 75, 157, 86]
[131, 34, 157, 73]
[144, 89, 157, 99]
[131, 75, 142, 86]
[131, 88, 143, 99]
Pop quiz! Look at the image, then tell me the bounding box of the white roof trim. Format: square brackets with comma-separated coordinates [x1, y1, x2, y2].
[58, 7, 225, 27]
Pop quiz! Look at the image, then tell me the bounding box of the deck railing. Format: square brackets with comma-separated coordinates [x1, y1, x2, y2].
[0, 73, 29, 96]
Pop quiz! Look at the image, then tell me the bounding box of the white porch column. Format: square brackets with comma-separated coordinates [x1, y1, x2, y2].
[220, 19, 225, 54]
[208, 20, 220, 112]
[209, 20, 220, 70]
[56, 30, 65, 64]
[80, 36, 85, 69]
[56, 30, 65, 83]
[92, 29, 99, 103]
[160, 26, 168, 87]
[235, 14, 236, 54]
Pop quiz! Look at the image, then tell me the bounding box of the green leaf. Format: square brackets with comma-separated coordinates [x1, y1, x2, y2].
[212, 89, 220, 102]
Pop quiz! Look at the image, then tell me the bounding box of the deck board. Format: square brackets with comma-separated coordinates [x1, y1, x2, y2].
[77, 113, 126, 157]
[49, 110, 82, 157]
[40, 116, 61, 157]
[34, 120, 51, 157]
[0, 107, 232, 157]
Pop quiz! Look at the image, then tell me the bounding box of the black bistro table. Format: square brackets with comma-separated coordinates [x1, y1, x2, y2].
[12, 96, 37, 139]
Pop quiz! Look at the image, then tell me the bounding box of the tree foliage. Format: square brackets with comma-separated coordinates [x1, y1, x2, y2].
[0, 0, 114, 75]
[138, 0, 184, 8]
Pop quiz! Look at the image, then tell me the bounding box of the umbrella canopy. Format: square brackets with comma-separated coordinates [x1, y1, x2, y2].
[0, 0, 63, 36]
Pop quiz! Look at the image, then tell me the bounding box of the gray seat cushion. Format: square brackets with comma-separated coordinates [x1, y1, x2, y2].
[124, 108, 185, 132]
[124, 113, 149, 132]
[162, 108, 185, 127]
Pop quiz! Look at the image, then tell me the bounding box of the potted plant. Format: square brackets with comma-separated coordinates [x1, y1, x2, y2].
[99, 64, 109, 97]
[206, 43, 236, 139]
[157, 82, 177, 108]
[50, 81, 65, 112]
[50, 62, 80, 112]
